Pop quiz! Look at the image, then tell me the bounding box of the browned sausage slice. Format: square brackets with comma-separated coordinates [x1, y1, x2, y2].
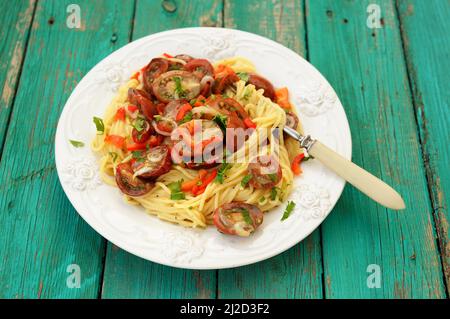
[115, 162, 153, 196]
[213, 202, 263, 236]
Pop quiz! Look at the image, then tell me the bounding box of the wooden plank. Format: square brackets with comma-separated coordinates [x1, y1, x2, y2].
[307, 0, 445, 298]
[397, 0, 450, 293]
[100, 0, 223, 299]
[0, 0, 134, 298]
[0, 0, 36, 154]
[101, 244, 215, 298]
[217, 0, 324, 299]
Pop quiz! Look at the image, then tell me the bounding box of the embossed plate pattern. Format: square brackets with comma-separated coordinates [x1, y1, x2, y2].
[55, 28, 352, 269]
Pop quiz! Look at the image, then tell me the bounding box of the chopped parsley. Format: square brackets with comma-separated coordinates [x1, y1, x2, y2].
[69, 140, 84, 148]
[241, 174, 252, 187]
[236, 72, 249, 82]
[93, 116, 104, 134]
[153, 115, 162, 121]
[168, 180, 185, 200]
[109, 152, 118, 162]
[243, 89, 252, 100]
[179, 111, 193, 124]
[241, 209, 253, 225]
[259, 196, 266, 203]
[281, 201, 296, 221]
[270, 187, 280, 200]
[215, 163, 231, 184]
[213, 114, 228, 132]
[132, 116, 146, 132]
[173, 76, 186, 98]
[268, 173, 278, 182]
[131, 151, 145, 162]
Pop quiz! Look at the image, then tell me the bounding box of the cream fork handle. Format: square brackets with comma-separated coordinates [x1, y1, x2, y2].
[308, 141, 405, 210]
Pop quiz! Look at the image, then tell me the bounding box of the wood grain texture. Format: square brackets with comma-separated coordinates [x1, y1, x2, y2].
[0, 0, 36, 154]
[100, 0, 223, 299]
[0, 0, 134, 298]
[307, 0, 445, 298]
[397, 0, 450, 294]
[218, 0, 324, 299]
[101, 244, 215, 298]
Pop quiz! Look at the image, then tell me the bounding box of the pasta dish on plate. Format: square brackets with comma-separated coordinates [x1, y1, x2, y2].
[91, 53, 307, 236]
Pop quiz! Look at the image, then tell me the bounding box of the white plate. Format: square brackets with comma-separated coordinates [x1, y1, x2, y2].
[55, 28, 351, 269]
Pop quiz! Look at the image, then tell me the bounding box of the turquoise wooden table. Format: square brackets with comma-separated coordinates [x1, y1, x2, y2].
[0, 0, 449, 299]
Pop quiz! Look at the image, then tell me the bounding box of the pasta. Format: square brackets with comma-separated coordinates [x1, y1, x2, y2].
[91, 54, 306, 235]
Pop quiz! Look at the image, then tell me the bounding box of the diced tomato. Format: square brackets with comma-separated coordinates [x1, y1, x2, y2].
[275, 87, 292, 109]
[127, 135, 163, 151]
[214, 64, 236, 78]
[193, 95, 206, 107]
[175, 103, 193, 122]
[156, 121, 173, 133]
[130, 71, 140, 81]
[127, 142, 147, 151]
[291, 153, 305, 175]
[198, 169, 208, 179]
[185, 120, 195, 135]
[181, 179, 200, 192]
[127, 104, 139, 112]
[156, 103, 166, 115]
[193, 169, 218, 196]
[148, 135, 163, 147]
[163, 53, 173, 58]
[243, 117, 257, 129]
[105, 135, 126, 149]
[114, 107, 126, 121]
[181, 169, 209, 193]
[200, 136, 221, 148]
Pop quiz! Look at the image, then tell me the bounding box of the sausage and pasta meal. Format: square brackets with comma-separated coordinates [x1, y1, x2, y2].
[92, 53, 307, 236]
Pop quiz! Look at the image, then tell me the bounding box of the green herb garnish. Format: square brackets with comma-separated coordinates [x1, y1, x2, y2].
[268, 173, 278, 182]
[237, 72, 249, 82]
[69, 140, 84, 148]
[173, 76, 186, 97]
[241, 209, 253, 225]
[93, 117, 104, 134]
[213, 114, 228, 132]
[215, 163, 231, 184]
[241, 174, 252, 187]
[132, 117, 146, 132]
[270, 187, 280, 200]
[259, 196, 266, 203]
[179, 111, 193, 124]
[131, 151, 145, 162]
[109, 152, 118, 162]
[281, 201, 296, 221]
[168, 180, 185, 200]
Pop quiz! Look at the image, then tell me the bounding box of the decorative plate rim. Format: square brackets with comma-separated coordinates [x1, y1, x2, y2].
[55, 27, 352, 269]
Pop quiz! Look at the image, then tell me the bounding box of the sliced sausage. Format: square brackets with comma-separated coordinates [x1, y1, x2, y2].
[131, 119, 154, 144]
[248, 155, 282, 189]
[172, 119, 223, 169]
[152, 70, 201, 103]
[174, 54, 194, 63]
[142, 58, 169, 92]
[247, 74, 276, 100]
[131, 145, 172, 179]
[285, 111, 299, 130]
[213, 202, 264, 236]
[184, 59, 214, 79]
[212, 73, 240, 94]
[115, 162, 153, 197]
[128, 88, 158, 121]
